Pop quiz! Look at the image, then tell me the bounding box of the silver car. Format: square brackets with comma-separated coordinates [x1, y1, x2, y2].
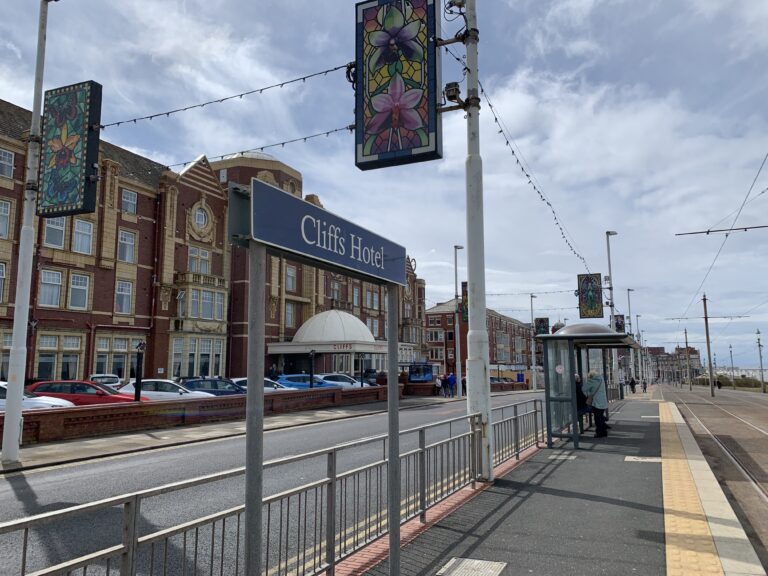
[120, 379, 215, 401]
[0, 382, 75, 411]
[316, 374, 370, 388]
[230, 377, 298, 393]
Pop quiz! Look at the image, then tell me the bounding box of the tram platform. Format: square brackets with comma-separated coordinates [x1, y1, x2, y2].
[346, 387, 766, 576]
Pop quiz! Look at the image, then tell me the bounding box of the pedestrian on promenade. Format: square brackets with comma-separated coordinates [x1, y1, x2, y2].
[447, 372, 457, 397]
[642, 379, 647, 393]
[434, 375, 442, 396]
[582, 370, 608, 438]
[629, 377, 637, 394]
[716, 379, 722, 390]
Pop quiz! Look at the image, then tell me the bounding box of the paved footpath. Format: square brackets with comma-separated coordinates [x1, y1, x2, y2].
[344, 386, 766, 576]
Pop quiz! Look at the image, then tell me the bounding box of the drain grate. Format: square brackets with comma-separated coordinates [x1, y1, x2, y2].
[436, 558, 507, 576]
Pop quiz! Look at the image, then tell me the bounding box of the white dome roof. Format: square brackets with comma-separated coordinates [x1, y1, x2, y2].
[223, 151, 278, 162]
[293, 310, 374, 343]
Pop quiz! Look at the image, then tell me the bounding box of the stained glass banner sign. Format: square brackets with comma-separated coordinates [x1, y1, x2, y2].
[534, 318, 550, 336]
[355, 0, 441, 170]
[614, 314, 626, 333]
[38, 81, 102, 217]
[577, 273, 604, 319]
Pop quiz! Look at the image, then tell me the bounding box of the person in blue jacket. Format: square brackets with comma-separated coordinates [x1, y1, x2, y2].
[582, 370, 609, 438]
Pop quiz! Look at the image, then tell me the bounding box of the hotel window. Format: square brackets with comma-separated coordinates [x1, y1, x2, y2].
[40, 270, 62, 307]
[118, 230, 135, 262]
[194, 208, 208, 229]
[372, 318, 379, 337]
[122, 189, 137, 214]
[187, 338, 197, 376]
[201, 290, 214, 319]
[285, 302, 295, 328]
[43, 216, 66, 248]
[353, 286, 360, 306]
[68, 273, 89, 310]
[72, 220, 93, 254]
[0, 148, 13, 178]
[190, 289, 200, 318]
[200, 339, 212, 376]
[115, 280, 133, 314]
[331, 281, 341, 301]
[372, 290, 379, 310]
[188, 246, 210, 274]
[0, 199, 9, 239]
[366, 289, 373, 308]
[60, 352, 79, 380]
[0, 263, 4, 302]
[213, 340, 223, 376]
[0, 333, 10, 380]
[286, 265, 296, 292]
[172, 338, 183, 378]
[215, 292, 224, 320]
[37, 352, 56, 379]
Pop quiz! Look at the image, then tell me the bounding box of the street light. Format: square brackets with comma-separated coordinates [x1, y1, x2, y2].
[729, 344, 735, 390]
[627, 288, 635, 381]
[530, 294, 537, 391]
[605, 231, 621, 397]
[454, 245, 464, 398]
[758, 330, 765, 394]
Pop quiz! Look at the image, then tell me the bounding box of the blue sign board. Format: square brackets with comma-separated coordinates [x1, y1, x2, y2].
[251, 179, 407, 286]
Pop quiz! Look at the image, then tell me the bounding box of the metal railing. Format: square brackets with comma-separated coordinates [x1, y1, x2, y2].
[0, 399, 542, 576]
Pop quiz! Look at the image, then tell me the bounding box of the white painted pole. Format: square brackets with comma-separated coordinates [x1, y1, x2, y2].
[729, 344, 735, 389]
[454, 245, 463, 398]
[244, 241, 266, 575]
[530, 294, 537, 391]
[386, 285, 400, 575]
[605, 231, 620, 396]
[757, 330, 765, 394]
[2, 0, 50, 466]
[703, 294, 715, 397]
[627, 288, 634, 380]
[464, 0, 494, 482]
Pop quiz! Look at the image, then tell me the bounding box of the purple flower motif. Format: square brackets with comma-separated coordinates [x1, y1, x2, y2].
[367, 74, 424, 148]
[369, 6, 423, 73]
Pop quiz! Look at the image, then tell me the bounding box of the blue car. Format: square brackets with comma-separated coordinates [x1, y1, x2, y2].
[276, 374, 340, 389]
[182, 377, 246, 396]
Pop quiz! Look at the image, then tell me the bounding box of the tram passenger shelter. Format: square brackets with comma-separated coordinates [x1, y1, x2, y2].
[536, 323, 638, 448]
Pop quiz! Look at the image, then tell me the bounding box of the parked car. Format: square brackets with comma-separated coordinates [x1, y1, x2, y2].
[230, 377, 298, 392]
[119, 379, 214, 400]
[362, 368, 379, 385]
[25, 380, 145, 405]
[316, 373, 370, 388]
[88, 374, 123, 389]
[182, 377, 246, 396]
[276, 374, 339, 389]
[0, 382, 76, 411]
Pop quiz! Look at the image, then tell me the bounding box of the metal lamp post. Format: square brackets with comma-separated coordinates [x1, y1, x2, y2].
[454, 244, 464, 398]
[627, 288, 635, 381]
[530, 293, 537, 391]
[2, 0, 55, 465]
[729, 344, 735, 389]
[605, 231, 621, 397]
[636, 314, 643, 383]
[758, 330, 765, 394]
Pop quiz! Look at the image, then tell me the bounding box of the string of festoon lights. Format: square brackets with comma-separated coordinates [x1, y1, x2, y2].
[441, 45, 591, 274]
[99, 63, 351, 130]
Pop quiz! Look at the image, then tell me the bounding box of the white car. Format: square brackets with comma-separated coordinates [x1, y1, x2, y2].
[88, 374, 122, 389]
[230, 377, 298, 393]
[0, 382, 75, 411]
[120, 379, 215, 400]
[316, 374, 370, 388]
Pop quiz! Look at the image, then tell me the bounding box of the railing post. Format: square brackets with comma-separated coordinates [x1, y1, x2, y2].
[533, 400, 541, 447]
[120, 496, 140, 576]
[326, 450, 337, 575]
[418, 429, 427, 523]
[513, 404, 520, 459]
[471, 415, 481, 487]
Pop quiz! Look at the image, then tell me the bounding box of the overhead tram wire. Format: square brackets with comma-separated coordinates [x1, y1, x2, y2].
[99, 63, 351, 130]
[439, 45, 591, 274]
[676, 150, 768, 328]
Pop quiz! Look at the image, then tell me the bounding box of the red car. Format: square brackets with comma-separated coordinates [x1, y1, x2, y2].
[26, 380, 147, 405]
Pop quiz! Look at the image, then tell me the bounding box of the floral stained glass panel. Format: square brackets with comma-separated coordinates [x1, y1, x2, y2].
[578, 273, 604, 319]
[38, 81, 102, 217]
[355, 0, 441, 170]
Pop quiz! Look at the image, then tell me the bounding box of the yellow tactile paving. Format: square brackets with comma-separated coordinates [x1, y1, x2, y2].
[660, 402, 724, 576]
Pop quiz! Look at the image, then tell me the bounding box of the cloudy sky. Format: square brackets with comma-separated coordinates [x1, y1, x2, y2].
[1, 0, 766, 368]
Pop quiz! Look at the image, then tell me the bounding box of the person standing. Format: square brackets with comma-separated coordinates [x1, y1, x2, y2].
[582, 370, 609, 438]
[447, 372, 457, 398]
[629, 377, 636, 394]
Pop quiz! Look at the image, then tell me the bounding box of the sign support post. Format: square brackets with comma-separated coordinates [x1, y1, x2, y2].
[244, 241, 266, 575]
[2, 0, 50, 465]
[386, 285, 400, 576]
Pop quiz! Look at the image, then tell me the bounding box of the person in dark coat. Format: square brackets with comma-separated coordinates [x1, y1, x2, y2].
[629, 377, 637, 394]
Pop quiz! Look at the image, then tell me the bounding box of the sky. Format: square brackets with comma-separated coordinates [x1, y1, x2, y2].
[1, 0, 766, 369]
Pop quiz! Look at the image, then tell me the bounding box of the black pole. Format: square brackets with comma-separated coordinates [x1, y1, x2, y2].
[133, 342, 145, 402]
[309, 350, 315, 388]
